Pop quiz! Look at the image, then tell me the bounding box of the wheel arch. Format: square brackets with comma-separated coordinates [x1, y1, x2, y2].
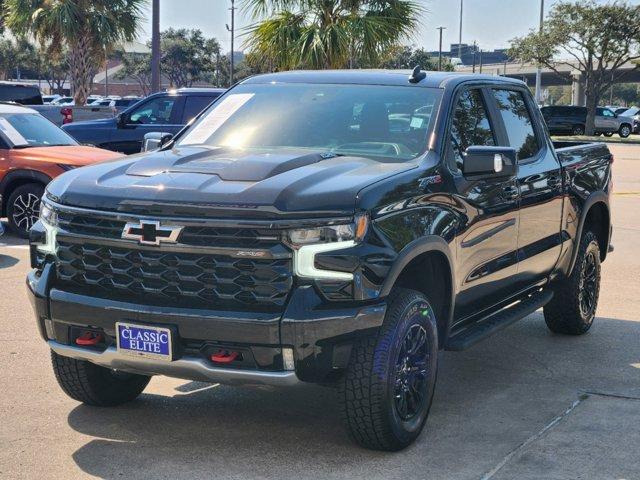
[380, 236, 456, 348]
[568, 192, 610, 276]
[0, 169, 52, 216]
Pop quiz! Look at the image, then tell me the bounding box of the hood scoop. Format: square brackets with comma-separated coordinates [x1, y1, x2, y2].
[125, 146, 339, 182]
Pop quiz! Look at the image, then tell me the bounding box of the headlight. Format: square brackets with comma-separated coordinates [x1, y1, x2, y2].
[287, 215, 368, 247]
[40, 199, 58, 227]
[37, 198, 58, 254]
[289, 214, 368, 280]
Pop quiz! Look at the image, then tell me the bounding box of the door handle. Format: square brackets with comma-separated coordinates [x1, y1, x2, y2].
[548, 176, 562, 188]
[501, 185, 519, 201]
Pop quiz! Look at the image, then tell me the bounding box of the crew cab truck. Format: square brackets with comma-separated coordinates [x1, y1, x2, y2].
[27, 70, 612, 451]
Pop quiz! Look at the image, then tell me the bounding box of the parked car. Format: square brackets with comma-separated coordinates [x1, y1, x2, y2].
[28, 70, 612, 451]
[51, 96, 74, 106]
[540, 105, 633, 137]
[61, 88, 225, 154]
[0, 81, 43, 105]
[42, 94, 62, 105]
[619, 106, 640, 133]
[0, 104, 122, 236]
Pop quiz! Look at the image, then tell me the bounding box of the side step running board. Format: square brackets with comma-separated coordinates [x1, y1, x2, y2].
[445, 289, 554, 351]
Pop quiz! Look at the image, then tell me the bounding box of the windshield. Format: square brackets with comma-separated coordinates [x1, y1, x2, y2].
[177, 83, 442, 162]
[0, 113, 77, 147]
[620, 107, 639, 117]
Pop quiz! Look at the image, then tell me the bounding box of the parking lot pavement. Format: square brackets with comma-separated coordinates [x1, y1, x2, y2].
[1, 144, 639, 480]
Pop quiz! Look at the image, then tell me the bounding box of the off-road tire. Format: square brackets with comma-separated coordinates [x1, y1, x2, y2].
[544, 231, 601, 335]
[7, 183, 44, 238]
[340, 288, 438, 451]
[51, 351, 151, 406]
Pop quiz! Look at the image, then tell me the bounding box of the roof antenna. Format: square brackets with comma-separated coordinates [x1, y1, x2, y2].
[409, 65, 426, 84]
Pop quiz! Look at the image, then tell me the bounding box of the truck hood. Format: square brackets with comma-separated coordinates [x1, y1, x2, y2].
[46, 146, 416, 218]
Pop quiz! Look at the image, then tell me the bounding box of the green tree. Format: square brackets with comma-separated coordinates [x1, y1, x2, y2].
[375, 45, 451, 71]
[5, 0, 145, 105]
[241, 0, 423, 70]
[115, 51, 152, 96]
[509, 1, 640, 135]
[0, 36, 38, 80]
[611, 83, 639, 107]
[160, 28, 220, 87]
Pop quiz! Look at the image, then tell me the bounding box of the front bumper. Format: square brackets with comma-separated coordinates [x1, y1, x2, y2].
[28, 265, 386, 385]
[48, 340, 300, 386]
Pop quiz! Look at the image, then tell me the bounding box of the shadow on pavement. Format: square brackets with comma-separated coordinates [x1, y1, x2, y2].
[65, 314, 640, 480]
[0, 254, 19, 269]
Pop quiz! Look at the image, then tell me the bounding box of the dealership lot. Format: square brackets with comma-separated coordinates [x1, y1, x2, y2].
[0, 144, 639, 480]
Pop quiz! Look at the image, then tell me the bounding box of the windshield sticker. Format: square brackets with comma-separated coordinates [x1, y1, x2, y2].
[0, 118, 28, 145]
[180, 93, 255, 145]
[410, 116, 424, 129]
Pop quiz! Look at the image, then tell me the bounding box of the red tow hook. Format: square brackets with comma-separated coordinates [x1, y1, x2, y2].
[75, 332, 104, 346]
[210, 351, 239, 364]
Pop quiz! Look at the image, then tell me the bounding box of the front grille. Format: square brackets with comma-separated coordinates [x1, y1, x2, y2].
[57, 211, 281, 248]
[56, 241, 293, 311]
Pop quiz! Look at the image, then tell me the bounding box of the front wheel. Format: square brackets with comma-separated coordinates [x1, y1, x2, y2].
[544, 230, 601, 335]
[7, 183, 44, 238]
[340, 288, 438, 451]
[619, 124, 631, 138]
[51, 351, 151, 406]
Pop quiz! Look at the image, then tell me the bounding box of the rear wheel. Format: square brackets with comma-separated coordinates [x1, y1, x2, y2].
[544, 230, 601, 335]
[51, 351, 151, 406]
[7, 183, 44, 238]
[340, 288, 438, 451]
[571, 124, 585, 136]
[619, 124, 631, 138]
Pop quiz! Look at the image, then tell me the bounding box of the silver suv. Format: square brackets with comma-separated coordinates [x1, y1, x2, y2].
[596, 107, 633, 138]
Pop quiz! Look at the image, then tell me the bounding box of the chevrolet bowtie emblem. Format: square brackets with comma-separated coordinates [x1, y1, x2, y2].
[122, 220, 183, 246]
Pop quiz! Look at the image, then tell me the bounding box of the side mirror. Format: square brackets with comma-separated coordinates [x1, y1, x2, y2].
[462, 146, 517, 179]
[142, 132, 173, 152]
[116, 113, 126, 128]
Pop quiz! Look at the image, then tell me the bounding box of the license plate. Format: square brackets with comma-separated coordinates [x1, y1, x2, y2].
[116, 322, 173, 361]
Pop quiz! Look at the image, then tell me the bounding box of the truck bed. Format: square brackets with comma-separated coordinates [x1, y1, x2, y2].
[553, 140, 613, 167]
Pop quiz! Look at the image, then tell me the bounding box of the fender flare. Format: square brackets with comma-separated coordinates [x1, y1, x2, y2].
[379, 235, 456, 342]
[0, 169, 53, 215]
[567, 191, 610, 276]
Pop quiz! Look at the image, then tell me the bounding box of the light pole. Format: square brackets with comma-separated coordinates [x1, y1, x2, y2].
[151, 0, 160, 93]
[437, 27, 446, 71]
[534, 0, 545, 105]
[226, 0, 235, 86]
[458, 0, 463, 59]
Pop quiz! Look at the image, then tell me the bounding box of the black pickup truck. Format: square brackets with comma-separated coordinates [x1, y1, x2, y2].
[27, 70, 612, 451]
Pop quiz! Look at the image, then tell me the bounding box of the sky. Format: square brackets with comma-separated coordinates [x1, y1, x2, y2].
[138, 0, 640, 54]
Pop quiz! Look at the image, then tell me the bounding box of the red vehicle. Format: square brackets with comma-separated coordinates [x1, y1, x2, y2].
[0, 104, 121, 236]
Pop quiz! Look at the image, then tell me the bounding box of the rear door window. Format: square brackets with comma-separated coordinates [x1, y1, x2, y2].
[491, 89, 540, 161]
[182, 96, 218, 124]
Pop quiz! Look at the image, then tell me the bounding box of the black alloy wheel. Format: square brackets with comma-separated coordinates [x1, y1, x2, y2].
[579, 249, 598, 319]
[394, 324, 430, 421]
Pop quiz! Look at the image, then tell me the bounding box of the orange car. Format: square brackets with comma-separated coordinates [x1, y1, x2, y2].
[0, 104, 122, 237]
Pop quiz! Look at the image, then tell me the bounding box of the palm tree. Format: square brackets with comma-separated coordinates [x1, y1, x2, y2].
[241, 0, 424, 70]
[5, 0, 145, 105]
